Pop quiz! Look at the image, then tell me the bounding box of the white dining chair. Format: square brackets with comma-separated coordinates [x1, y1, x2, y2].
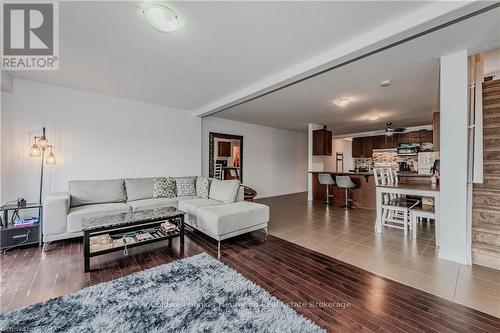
[387, 168, 402, 199]
[410, 205, 437, 240]
[213, 163, 223, 180]
[374, 168, 419, 235]
[373, 168, 395, 203]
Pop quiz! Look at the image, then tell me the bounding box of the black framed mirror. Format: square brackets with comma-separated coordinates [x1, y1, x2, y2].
[209, 132, 243, 182]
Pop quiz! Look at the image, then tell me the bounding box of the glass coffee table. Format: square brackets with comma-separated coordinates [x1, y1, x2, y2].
[81, 207, 184, 272]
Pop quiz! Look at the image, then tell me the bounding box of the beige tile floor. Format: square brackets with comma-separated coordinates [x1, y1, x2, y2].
[258, 192, 500, 318]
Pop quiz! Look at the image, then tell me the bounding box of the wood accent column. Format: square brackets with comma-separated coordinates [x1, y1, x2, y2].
[433, 112, 440, 151]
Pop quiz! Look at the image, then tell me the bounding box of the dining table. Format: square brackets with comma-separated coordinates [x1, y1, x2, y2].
[375, 182, 440, 245]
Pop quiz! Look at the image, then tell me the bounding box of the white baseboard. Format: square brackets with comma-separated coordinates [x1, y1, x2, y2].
[256, 188, 307, 199]
[438, 250, 468, 265]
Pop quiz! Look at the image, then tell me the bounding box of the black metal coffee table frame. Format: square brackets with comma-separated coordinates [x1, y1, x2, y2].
[83, 211, 184, 272]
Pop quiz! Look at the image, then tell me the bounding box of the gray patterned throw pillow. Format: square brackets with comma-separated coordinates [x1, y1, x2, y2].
[175, 177, 197, 197]
[153, 177, 176, 198]
[196, 177, 210, 199]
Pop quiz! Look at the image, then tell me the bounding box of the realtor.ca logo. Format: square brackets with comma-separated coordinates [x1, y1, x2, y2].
[1, 1, 59, 70]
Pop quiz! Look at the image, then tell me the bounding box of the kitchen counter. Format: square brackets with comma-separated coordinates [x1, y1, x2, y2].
[309, 171, 430, 177]
[310, 171, 372, 176]
[309, 171, 432, 209]
[394, 172, 432, 178]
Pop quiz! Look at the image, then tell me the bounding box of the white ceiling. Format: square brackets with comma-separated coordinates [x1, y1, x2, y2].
[9, 1, 500, 135]
[11, 1, 433, 110]
[212, 5, 500, 134]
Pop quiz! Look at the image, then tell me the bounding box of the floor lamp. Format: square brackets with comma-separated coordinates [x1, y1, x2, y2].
[29, 127, 57, 204]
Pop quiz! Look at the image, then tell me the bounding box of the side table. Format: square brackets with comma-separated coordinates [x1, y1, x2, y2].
[0, 202, 43, 249]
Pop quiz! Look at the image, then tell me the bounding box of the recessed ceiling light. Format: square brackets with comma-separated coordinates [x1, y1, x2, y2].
[332, 98, 351, 107]
[380, 80, 392, 87]
[367, 114, 381, 121]
[143, 4, 180, 33]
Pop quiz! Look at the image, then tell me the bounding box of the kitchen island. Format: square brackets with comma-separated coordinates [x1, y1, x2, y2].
[309, 171, 431, 210]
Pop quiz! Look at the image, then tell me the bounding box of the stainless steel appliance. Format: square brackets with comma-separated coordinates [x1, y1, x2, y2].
[397, 145, 419, 156]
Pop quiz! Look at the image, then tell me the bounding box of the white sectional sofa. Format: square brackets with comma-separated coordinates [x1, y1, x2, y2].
[43, 177, 269, 256]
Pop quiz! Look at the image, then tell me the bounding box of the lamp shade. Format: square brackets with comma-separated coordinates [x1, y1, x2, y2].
[38, 137, 49, 147]
[46, 152, 56, 165]
[30, 144, 41, 157]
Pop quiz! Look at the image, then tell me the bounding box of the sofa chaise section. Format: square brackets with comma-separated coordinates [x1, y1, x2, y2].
[178, 198, 225, 226]
[196, 201, 269, 241]
[178, 181, 269, 258]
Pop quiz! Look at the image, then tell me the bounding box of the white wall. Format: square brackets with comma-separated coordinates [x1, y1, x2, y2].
[439, 50, 470, 264]
[306, 136, 353, 173]
[1, 71, 13, 93]
[484, 48, 500, 79]
[0, 78, 4, 204]
[333, 139, 354, 172]
[202, 117, 307, 199]
[1, 79, 201, 203]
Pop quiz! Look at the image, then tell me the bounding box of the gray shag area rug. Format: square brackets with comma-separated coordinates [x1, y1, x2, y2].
[0, 253, 324, 332]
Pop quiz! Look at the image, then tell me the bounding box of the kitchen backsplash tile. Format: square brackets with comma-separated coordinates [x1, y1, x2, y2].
[355, 152, 419, 171]
[373, 151, 398, 167]
[353, 158, 373, 171]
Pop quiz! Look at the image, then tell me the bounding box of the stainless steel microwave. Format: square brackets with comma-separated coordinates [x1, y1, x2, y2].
[397, 145, 419, 156]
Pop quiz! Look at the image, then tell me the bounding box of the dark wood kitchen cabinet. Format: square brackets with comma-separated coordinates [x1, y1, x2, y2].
[352, 137, 373, 157]
[408, 131, 420, 143]
[385, 135, 398, 148]
[373, 135, 397, 149]
[361, 137, 373, 157]
[352, 138, 363, 157]
[372, 136, 386, 149]
[419, 130, 433, 143]
[313, 128, 332, 155]
[352, 129, 435, 157]
[397, 133, 409, 144]
[217, 141, 231, 157]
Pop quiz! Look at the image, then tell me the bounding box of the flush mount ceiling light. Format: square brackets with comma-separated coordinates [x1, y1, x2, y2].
[367, 114, 381, 121]
[332, 98, 351, 107]
[380, 80, 392, 87]
[143, 4, 180, 33]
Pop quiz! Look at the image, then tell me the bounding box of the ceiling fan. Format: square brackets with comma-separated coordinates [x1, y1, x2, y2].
[385, 122, 406, 137]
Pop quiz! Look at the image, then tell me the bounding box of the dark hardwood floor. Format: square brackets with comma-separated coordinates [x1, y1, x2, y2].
[1, 225, 499, 333]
